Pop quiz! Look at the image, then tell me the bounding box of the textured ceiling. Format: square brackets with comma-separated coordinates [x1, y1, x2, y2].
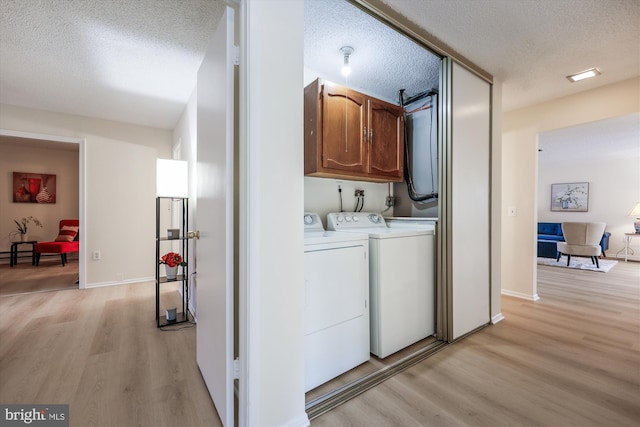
[0, 0, 226, 129]
[1, 0, 639, 130]
[379, 0, 640, 111]
[305, 0, 441, 104]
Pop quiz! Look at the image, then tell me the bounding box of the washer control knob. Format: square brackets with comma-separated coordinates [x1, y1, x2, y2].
[337, 215, 343, 222]
[345, 216, 352, 222]
[304, 214, 313, 224]
[353, 216, 359, 222]
[369, 214, 381, 223]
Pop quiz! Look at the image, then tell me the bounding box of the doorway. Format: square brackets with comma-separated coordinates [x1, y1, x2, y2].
[0, 130, 85, 295]
[537, 114, 640, 260]
[303, 0, 445, 413]
[303, 0, 493, 418]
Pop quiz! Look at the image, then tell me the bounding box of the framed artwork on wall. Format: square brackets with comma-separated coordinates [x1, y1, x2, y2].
[551, 182, 588, 212]
[13, 172, 57, 203]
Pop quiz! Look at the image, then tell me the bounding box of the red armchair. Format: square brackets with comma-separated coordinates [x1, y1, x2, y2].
[35, 219, 79, 266]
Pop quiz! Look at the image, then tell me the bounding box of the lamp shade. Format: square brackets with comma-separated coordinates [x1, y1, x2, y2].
[156, 159, 188, 198]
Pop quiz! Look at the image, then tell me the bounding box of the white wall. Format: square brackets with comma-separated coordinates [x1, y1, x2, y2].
[0, 142, 79, 253]
[0, 103, 173, 286]
[242, 1, 308, 426]
[502, 77, 640, 300]
[85, 139, 156, 286]
[304, 177, 391, 224]
[538, 113, 640, 258]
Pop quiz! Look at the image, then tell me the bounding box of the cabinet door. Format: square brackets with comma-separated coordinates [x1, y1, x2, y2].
[321, 82, 367, 174]
[368, 98, 404, 180]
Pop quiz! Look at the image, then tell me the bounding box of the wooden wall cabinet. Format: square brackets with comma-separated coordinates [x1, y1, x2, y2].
[304, 78, 404, 182]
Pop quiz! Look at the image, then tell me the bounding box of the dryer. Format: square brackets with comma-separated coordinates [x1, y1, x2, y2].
[303, 212, 370, 392]
[327, 212, 435, 358]
[385, 216, 437, 230]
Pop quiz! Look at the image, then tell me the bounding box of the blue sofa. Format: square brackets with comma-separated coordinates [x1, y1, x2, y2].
[538, 222, 611, 258]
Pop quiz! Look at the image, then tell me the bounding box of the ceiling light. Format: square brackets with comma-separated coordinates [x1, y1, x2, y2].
[341, 46, 354, 77]
[566, 68, 601, 82]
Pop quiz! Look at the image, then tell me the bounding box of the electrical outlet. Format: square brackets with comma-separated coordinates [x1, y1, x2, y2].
[386, 196, 396, 207]
[355, 189, 365, 197]
[92, 250, 101, 260]
[507, 206, 517, 217]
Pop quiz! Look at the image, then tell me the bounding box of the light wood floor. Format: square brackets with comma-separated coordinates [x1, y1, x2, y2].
[0, 281, 222, 427]
[1, 261, 638, 427]
[0, 255, 79, 296]
[306, 335, 440, 402]
[313, 260, 640, 427]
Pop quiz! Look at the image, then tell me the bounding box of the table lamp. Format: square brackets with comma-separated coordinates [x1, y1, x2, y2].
[156, 159, 188, 198]
[629, 202, 640, 233]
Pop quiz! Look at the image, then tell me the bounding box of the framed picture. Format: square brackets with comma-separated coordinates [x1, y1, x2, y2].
[13, 172, 57, 203]
[551, 182, 588, 212]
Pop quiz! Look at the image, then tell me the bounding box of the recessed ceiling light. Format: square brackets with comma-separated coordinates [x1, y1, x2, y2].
[566, 68, 601, 82]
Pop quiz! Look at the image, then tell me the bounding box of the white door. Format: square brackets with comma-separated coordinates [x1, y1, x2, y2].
[196, 7, 235, 427]
[441, 59, 492, 340]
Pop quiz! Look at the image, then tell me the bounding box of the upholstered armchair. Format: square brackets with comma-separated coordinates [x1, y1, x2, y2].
[556, 222, 606, 268]
[34, 219, 79, 266]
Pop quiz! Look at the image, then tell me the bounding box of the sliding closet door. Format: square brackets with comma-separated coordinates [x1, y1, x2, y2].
[441, 59, 491, 340]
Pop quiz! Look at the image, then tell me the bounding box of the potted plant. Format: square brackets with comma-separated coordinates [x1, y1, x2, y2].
[13, 216, 43, 242]
[160, 252, 186, 280]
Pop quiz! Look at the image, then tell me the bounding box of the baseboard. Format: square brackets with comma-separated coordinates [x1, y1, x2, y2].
[85, 276, 154, 289]
[614, 255, 640, 262]
[501, 289, 540, 301]
[491, 313, 505, 324]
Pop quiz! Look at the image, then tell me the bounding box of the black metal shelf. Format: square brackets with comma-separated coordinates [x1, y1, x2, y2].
[158, 274, 186, 284]
[155, 197, 189, 328]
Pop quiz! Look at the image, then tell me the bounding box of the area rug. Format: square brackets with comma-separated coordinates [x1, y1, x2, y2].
[537, 257, 617, 273]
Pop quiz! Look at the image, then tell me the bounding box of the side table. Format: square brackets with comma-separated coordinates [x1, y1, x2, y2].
[624, 233, 639, 262]
[10, 241, 38, 267]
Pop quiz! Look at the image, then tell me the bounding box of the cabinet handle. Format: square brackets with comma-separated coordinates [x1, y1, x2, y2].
[370, 128, 373, 144]
[363, 127, 367, 143]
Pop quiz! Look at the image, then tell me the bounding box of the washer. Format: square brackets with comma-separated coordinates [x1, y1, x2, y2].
[303, 212, 370, 392]
[327, 212, 435, 359]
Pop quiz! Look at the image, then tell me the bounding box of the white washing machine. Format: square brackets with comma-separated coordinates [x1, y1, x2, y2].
[303, 212, 370, 392]
[327, 212, 435, 359]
